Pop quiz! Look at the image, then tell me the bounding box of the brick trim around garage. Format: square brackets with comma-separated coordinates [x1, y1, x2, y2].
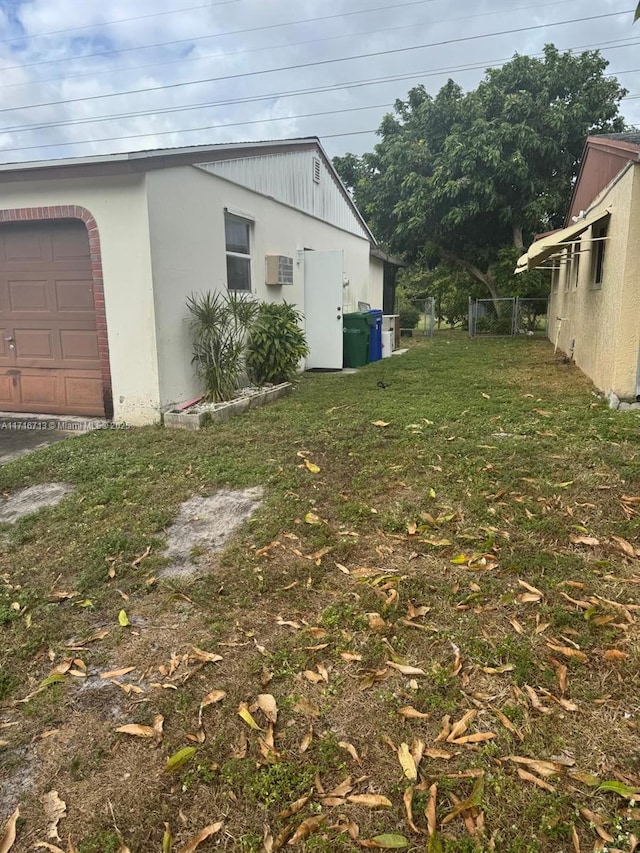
[0, 204, 113, 419]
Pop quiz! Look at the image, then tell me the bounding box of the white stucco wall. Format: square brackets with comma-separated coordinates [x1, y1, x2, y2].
[365, 257, 385, 312]
[548, 163, 639, 398]
[0, 174, 159, 424]
[146, 165, 378, 410]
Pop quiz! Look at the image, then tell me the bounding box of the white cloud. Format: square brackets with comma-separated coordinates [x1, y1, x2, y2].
[0, 0, 637, 162]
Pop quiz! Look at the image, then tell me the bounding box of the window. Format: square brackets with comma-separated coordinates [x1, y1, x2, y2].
[592, 222, 608, 289]
[564, 246, 573, 292]
[572, 238, 581, 289]
[225, 214, 252, 292]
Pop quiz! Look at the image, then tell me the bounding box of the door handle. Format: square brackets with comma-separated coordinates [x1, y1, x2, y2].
[4, 336, 14, 342]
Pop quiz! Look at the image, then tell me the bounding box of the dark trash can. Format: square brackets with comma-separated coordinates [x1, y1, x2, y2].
[343, 312, 371, 368]
[366, 309, 383, 362]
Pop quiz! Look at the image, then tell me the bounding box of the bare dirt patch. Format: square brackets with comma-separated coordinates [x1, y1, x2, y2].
[160, 486, 263, 577]
[0, 482, 75, 524]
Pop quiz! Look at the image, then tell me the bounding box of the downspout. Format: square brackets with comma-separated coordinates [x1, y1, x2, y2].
[554, 317, 566, 354]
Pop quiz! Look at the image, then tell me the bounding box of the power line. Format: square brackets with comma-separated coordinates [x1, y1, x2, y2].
[1, 8, 634, 114]
[0, 1, 240, 44]
[2, 90, 638, 155]
[0, 0, 444, 72]
[3, 39, 639, 137]
[1, 0, 583, 91]
[0, 104, 391, 154]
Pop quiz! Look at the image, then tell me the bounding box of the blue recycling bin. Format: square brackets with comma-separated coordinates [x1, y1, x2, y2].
[366, 309, 383, 362]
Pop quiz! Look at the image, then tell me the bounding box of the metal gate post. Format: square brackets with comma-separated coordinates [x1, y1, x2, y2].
[468, 297, 473, 337]
[513, 296, 519, 336]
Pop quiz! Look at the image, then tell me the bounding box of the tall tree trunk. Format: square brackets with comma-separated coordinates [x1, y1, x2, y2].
[445, 253, 501, 314]
[513, 225, 524, 252]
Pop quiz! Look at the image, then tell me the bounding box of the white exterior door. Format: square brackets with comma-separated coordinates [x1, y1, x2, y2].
[303, 250, 344, 370]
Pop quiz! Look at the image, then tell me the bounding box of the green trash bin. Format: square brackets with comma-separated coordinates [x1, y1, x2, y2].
[343, 312, 371, 367]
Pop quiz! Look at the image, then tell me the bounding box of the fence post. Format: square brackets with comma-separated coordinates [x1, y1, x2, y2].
[513, 296, 519, 336]
[468, 297, 473, 338]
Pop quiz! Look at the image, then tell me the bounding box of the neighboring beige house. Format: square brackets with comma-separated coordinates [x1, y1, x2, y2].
[0, 138, 398, 425]
[516, 132, 640, 401]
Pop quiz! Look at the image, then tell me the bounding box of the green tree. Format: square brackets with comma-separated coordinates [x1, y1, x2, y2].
[334, 45, 627, 308]
[635, 2, 640, 22]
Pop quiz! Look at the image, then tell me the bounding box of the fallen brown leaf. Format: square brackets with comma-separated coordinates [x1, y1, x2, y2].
[278, 796, 310, 820]
[299, 726, 313, 754]
[387, 661, 427, 676]
[190, 646, 223, 663]
[603, 649, 628, 662]
[517, 768, 557, 793]
[611, 535, 636, 558]
[426, 783, 437, 837]
[287, 815, 325, 845]
[115, 724, 155, 738]
[339, 741, 362, 765]
[256, 694, 278, 724]
[424, 748, 454, 760]
[403, 787, 422, 835]
[546, 643, 587, 663]
[43, 791, 66, 840]
[446, 710, 476, 742]
[398, 742, 417, 781]
[346, 794, 392, 809]
[398, 706, 430, 720]
[0, 807, 19, 853]
[177, 822, 223, 853]
[100, 666, 135, 679]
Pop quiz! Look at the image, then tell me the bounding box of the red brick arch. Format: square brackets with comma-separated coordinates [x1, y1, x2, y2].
[0, 204, 113, 418]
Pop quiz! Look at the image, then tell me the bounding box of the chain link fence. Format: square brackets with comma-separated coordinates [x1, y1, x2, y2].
[395, 297, 435, 338]
[468, 297, 549, 337]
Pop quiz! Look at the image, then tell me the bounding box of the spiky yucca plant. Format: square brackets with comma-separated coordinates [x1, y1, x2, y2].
[187, 290, 258, 402]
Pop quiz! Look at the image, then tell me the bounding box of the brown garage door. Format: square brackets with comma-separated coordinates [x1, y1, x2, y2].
[0, 220, 104, 417]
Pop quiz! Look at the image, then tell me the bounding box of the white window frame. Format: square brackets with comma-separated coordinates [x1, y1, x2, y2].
[224, 213, 253, 293]
[591, 223, 608, 291]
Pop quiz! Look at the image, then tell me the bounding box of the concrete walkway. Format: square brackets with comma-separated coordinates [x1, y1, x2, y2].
[0, 424, 69, 465]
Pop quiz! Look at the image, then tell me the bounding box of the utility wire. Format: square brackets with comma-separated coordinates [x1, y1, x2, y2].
[0, 1, 240, 44]
[3, 40, 639, 137]
[0, 0, 444, 71]
[0, 104, 389, 154]
[1, 89, 637, 157]
[2, 89, 638, 155]
[1, 8, 634, 114]
[1, 0, 583, 91]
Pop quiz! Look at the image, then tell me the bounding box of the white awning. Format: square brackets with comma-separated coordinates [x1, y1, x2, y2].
[515, 207, 611, 274]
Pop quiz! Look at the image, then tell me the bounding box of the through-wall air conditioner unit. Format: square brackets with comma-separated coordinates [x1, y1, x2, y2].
[265, 254, 294, 286]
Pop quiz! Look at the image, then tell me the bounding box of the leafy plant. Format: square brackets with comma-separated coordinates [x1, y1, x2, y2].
[398, 302, 421, 330]
[187, 290, 259, 402]
[245, 301, 309, 385]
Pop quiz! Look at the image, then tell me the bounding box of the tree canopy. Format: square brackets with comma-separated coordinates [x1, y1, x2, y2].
[334, 45, 628, 304]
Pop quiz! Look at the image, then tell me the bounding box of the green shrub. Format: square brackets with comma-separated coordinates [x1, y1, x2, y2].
[476, 314, 513, 335]
[398, 302, 421, 329]
[246, 302, 309, 385]
[187, 290, 258, 402]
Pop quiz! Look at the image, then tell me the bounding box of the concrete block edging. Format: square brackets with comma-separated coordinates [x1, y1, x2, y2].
[163, 383, 293, 430]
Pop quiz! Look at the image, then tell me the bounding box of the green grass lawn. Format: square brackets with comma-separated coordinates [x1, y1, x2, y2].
[1, 333, 639, 853]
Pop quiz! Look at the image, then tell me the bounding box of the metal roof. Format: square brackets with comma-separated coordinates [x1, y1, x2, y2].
[0, 136, 377, 244]
[591, 131, 640, 147]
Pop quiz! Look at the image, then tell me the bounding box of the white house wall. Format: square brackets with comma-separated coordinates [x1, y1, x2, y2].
[198, 151, 370, 241]
[0, 175, 160, 425]
[146, 164, 379, 410]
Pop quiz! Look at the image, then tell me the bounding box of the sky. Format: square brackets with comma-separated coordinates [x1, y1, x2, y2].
[0, 0, 638, 164]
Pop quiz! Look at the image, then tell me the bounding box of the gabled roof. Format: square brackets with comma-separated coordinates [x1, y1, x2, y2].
[0, 137, 377, 245]
[592, 130, 640, 147]
[567, 132, 640, 224]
